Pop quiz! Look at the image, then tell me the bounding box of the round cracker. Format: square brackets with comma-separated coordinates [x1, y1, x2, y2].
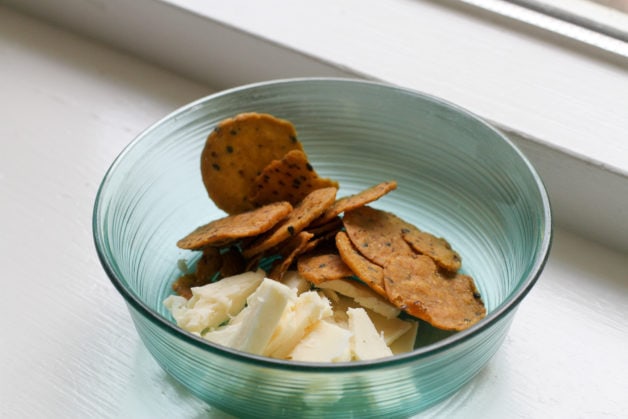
[242, 187, 337, 258]
[201, 113, 303, 214]
[342, 205, 414, 267]
[219, 246, 246, 278]
[335, 231, 386, 298]
[268, 231, 314, 280]
[195, 246, 222, 282]
[176, 201, 293, 250]
[401, 227, 462, 272]
[314, 180, 397, 226]
[306, 216, 343, 238]
[383, 254, 486, 331]
[297, 253, 354, 285]
[249, 149, 338, 207]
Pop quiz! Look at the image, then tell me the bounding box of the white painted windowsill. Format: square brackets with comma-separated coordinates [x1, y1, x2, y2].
[6, 0, 628, 253]
[1, 5, 627, 419]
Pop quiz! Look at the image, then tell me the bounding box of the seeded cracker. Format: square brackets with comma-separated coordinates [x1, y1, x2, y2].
[171, 111, 488, 350]
[201, 113, 304, 214]
[401, 227, 462, 272]
[314, 180, 398, 226]
[268, 231, 314, 280]
[171, 274, 199, 299]
[297, 253, 354, 285]
[342, 206, 415, 267]
[176, 201, 293, 250]
[242, 187, 337, 258]
[195, 247, 222, 282]
[335, 231, 387, 298]
[383, 254, 486, 331]
[249, 149, 339, 207]
[219, 246, 246, 278]
[306, 216, 343, 240]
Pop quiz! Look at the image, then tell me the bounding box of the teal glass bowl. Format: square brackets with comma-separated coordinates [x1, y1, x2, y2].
[93, 78, 551, 417]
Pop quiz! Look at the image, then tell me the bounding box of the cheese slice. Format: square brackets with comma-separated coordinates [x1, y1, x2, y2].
[203, 322, 243, 347]
[389, 320, 419, 355]
[319, 288, 340, 304]
[215, 277, 296, 355]
[316, 279, 400, 319]
[366, 309, 414, 346]
[281, 271, 311, 295]
[347, 307, 393, 360]
[328, 295, 357, 329]
[264, 290, 333, 359]
[164, 270, 265, 333]
[163, 294, 188, 318]
[289, 320, 352, 362]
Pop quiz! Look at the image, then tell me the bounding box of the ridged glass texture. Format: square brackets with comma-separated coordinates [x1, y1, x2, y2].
[93, 78, 552, 417]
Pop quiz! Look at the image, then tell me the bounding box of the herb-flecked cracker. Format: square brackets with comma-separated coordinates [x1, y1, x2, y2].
[342, 206, 414, 267]
[401, 226, 462, 272]
[242, 187, 337, 258]
[219, 246, 246, 278]
[383, 254, 486, 331]
[268, 231, 314, 280]
[171, 274, 203, 299]
[335, 231, 386, 298]
[195, 247, 222, 282]
[200, 113, 304, 214]
[306, 216, 343, 241]
[249, 149, 339, 207]
[176, 201, 293, 250]
[314, 180, 397, 226]
[297, 253, 354, 285]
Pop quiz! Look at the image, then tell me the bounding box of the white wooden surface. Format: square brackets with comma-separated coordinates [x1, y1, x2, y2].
[1, 7, 627, 419]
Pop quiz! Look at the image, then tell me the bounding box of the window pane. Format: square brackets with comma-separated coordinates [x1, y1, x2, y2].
[461, 0, 628, 56]
[506, 0, 628, 41]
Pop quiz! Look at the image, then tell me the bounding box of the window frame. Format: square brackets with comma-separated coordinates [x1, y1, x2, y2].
[464, 0, 628, 52]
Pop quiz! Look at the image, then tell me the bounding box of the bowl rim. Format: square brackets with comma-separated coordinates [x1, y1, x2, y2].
[92, 77, 553, 371]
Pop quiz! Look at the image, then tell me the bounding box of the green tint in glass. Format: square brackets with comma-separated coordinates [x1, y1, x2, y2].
[94, 78, 551, 417]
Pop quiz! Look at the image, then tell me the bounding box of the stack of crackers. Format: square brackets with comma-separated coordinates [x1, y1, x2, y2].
[174, 113, 485, 332]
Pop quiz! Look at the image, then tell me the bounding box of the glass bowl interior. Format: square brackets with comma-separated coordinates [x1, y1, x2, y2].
[93, 78, 551, 416]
